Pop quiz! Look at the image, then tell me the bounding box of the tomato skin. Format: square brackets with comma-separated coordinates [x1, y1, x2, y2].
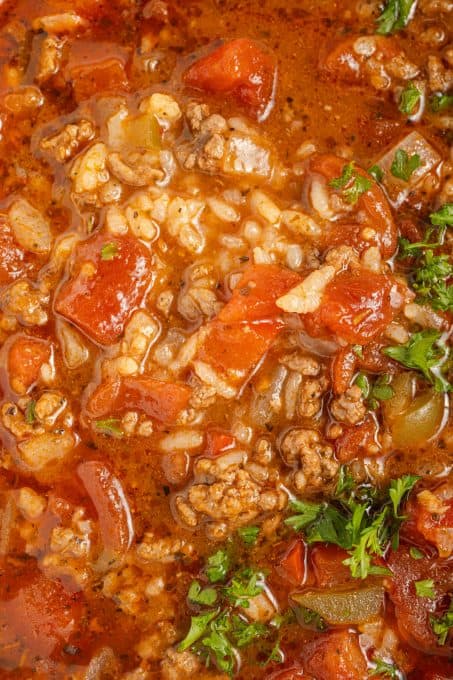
[86, 377, 191, 423]
[320, 36, 401, 85]
[219, 264, 301, 324]
[303, 630, 368, 680]
[305, 270, 395, 344]
[55, 234, 152, 346]
[278, 539, 306, 585]
[331, 346, 357, 395]
[77, 460, 134, 557]
[184, 38, 277, 120]
[334, 416, 377, 462]
[205, 429, 236, 456]
[311, 544, 353, 588]
[308, 154, 397, 258]
[7, 335, 50, 393]
[0, 563, 83, 659]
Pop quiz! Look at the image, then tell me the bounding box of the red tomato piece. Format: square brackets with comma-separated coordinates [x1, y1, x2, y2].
[303, 630, 368, 680]
[219, 264, 301, 324]
[331, 346, 357, 395]
[184, 38, 277, 120]
[305, 270, 395, 344]
[197, 320, 281, 382]
[334, 416, 377, 462]
[55, 233, 152, 346]
[414, 487, 453, 558]
[77, 460, 134, 557]
[310, 544, 353, 588]
[206, 429, 236, 456]
[0, 564, 83, 659]
[413, 659, 453, 680]
[0, 217, 29, 284]
[66, 41, 129, 103]
[308, 154, 397, 258]
[86, 377, 191, 423]
[320, 36, 401, 85]
[278, 539, 306, 585]
[7, 335, 50, 394]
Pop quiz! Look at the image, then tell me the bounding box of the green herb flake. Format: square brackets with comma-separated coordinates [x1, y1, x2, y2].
[178, 610, 219, 651]
[206, 549, 230, 584]
[389, 475, 420, 517]
[411, 250, 453, 313]
[231, 615, 268, 647]
[352, 344, 364, 359]
[430, 600, 453, 645]
[355, 372, 370, 398]
[376, 0, 417, 35]
[390, 149, 421, 182]
[430, 93, 453, 113]
[200, 612, 236, 674]
[224, 567, 264, 608]
[94, 418, 124, 437]
[415, 579, 436, 598]
[369, 656, 401, 678]
[24, 400, 36, 424]
[237, 526, 260, 545]
[188, 580, 218, 606]
[430, 203, 453, 228]
[100, 241, 119, 261]
[383, 330, 451, 393]
[335, 465, 355, 497]
[329, 161, 372, 205]
[368, 164, 384, 183]
[399, 82, 421, 115]
[409, 546, 424, 560]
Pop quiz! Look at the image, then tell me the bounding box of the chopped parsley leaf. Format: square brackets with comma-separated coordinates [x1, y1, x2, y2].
[231, 615, 268, 647]
[415, 579, 436, 598]
[224, 567, 264, 607]
[201, 612, 236, 674]
[94, 418, 124, 437]
[430, 203, 453, 228]
[355, 372, 370, 398]
[376, 0, 416, 35]
[355, 373, 394, 409]
[430, 93, 453, 113]
[390, 149, 421, 182]
[24, 400, 36, 424]
[399, 82, 421, 115]
[188, 580, 218, 606]
[430, 599, 453, 645]
[368, 164, 384, 182]
[335, 465, 355, 497]
[409, 546, 424, 560]
[383, 330, 451, 393]
[411, 250, 453, 312]
[329, 161, 372, 204]
[178, 610, 219, 651]
[206, 549, 230, 583]
[100, 241, 119, 261]
[237, 525, 260, 545]
[369, 656, 401, 678]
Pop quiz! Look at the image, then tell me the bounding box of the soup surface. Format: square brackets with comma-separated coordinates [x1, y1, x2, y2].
[0, 0, 452, 678]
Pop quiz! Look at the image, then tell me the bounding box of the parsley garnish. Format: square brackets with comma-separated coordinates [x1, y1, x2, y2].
[237, 526, 260, 545]
[188, 580, 218, 606]
[399, 82, 421, 115]
[24, 400, 36, 424]
[415, 579, 436, 598]
[100, 242, 119, 261]
[369, 656, 401, 678]
[335, 465, 355, 497]
[390, 149, 421, 182]
[231, 616, 268, 647]
[294, 605, 327, 631]
[329, 161, 372, 204]
[355, 373, 394, 409]
[368, 164, 384, 182]
[178, 610, 219, 651]
[430, 93, 453, 113]
[285, 475, 419, 579]
[94, 418, 124, 437]
[430, 599, 453, 645]
[383, 330, 451, 393]
[430, 203, 453, 228]
[376, 0, 416, 34]
[206, 549, 230, 583]
[409, 546, 424, 560]
[224, 567, 264, 608]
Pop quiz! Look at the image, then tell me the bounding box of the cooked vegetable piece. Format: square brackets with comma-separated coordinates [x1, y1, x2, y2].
[292, 585, 384, 625]
[303, 630, 368, 680]
[390, 389, 445, 449]
[376, 0, 417, 34]
[7, 336, 50, 394]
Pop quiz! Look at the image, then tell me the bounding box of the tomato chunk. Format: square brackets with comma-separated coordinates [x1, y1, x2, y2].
[303, 630, 367, 680]
[206, 429, 236, 456]
[66, 41, 129, 103]
[7, 335, 51, 394]
[87, 376, 191, 423]
[184, 38, 277, 120]
[331, 346, 357, 395]
[219, 264, 301, 324]
[305, 270, 395, 344]
[334, 417, 378, 462]
[413, 486, 453, 558]
[0, 563, 83, 660]
[55, 233, 152, 346]
[320, 36, 401, 85]
[311, 544, 353, 588]
[308, 154, 397, 258]
[197, 319, 281, 383]
[77, 460, 134, 558]
[278, 539, 306, 585]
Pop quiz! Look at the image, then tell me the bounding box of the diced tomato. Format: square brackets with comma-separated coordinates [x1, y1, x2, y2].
[413, 487, 453, 558]
[311, 544, 353, 588]
[66, 41, 129, 103]
[0, 217, 29, 284]
[184, 38, 277, 120]
[219, 265, 301, 323]
[86, 377, 191, 423]
[387, 546, 451, 655]
[77, 460, 134, 557]
[303, 630, 368, 680]
[278, 539, 306, 585]
[331, 346, 357, 395]
[334, 416, 377, 462]
[308, 154, 397, 258]
[196, 319, 281, 382]
[0, 563, 83, 659]
[320, 36, 401, 85]
[55, 233, 152, 346]
[206, 428, 236, 456]
[412, 659, 453, 680]
[305, 270, 395, 344]
[7, 335, 51, 394]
